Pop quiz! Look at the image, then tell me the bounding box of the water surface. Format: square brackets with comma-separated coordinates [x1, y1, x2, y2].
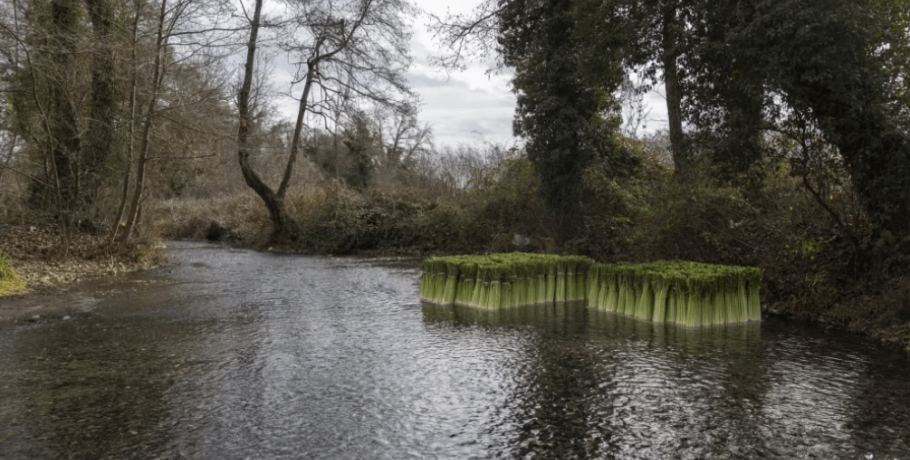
[1, 242, 908, 459]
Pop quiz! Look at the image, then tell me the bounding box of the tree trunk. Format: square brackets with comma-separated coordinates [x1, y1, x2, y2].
[110, 0, 142, 246]
[0, 133, 18, 188]
[50, 0, 81, 208]
[83, 0, 117, 206]
[281, 61, 318, 198]
[236, 0, 300, 245]
[123, 0, 168, 245]
[662, 3, 685, 175]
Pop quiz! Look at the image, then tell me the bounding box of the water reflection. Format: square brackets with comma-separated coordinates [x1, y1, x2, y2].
[422, 302, 910, 459]
[0, 243, 908, 459]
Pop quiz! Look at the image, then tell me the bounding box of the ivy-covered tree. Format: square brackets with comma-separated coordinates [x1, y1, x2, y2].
[439, 0, 910, 244]
[686, 0, 910, 242]
[679, 0, 768, 179]
[579, 0, 692, 172]
[498, 0, 636, 230]
[342, 113, 377, 192]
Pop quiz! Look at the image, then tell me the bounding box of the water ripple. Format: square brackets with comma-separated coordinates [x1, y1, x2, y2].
[0, 242, 908, 459]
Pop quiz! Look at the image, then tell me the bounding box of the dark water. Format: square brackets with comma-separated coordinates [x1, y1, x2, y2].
[1, 242, 909, 459]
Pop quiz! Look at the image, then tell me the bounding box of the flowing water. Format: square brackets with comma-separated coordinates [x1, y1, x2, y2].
[1, 242, 909, 459]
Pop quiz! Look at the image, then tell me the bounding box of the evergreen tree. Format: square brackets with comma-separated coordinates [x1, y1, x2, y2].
[498, 0, 637, 229]
[342, 114, 377, 192]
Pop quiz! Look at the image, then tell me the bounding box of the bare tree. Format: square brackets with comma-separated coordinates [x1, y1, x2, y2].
[121, 0, 171, 245]
[618, 74, 652, 138]
[109, 0, 143, 245]
[236, 0, 417, 244]
[0, 0, 79, 253]
[378, 106, 433, 168]
[0, 0, 24, 191]
[121, 0, 238, 244]
[427, 0, 502, 72]
[48, 0, 81, 208]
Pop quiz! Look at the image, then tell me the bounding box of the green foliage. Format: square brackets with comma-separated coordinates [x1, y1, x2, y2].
[498, 0, 638, 220]
[0, 250, 26, 296]
[342, 113, 377, 192]
[785, 236, 824, 260]
[682, 0, 910, 240]
[475, 158, 546, 236]
[583, 162, 752, 260]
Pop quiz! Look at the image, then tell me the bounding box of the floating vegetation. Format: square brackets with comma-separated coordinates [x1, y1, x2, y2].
[421, 255, 761, 326]
[420, 253, 594, 309]
[586, 260, 762, 326]
[0, 250, 26, 296]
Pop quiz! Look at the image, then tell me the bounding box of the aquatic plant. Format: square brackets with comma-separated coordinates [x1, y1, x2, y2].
[419, 255, 761, 326]
[419, 253, 595, 309]
[585, 260, 762, 326]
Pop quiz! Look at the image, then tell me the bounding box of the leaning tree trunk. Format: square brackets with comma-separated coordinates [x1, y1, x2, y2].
[236, 0, 300, 245]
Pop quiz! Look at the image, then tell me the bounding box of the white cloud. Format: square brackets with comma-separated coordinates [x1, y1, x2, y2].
[406, 0, 518, 148]
[267, 0, 670, 149]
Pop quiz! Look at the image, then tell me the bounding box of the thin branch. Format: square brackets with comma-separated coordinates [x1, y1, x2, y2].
[0, 162, 52, 187]
[147, 153, 219, 161]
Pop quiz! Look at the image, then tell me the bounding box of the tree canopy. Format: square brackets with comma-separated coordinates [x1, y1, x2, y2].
[436, 0, 910, 244]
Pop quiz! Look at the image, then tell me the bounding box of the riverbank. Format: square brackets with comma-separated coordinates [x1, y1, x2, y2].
[0, 217, 166, 298]
[148, 162, 910, 350]
[4, 216, 909, 350]
[3, 158, 908, 349]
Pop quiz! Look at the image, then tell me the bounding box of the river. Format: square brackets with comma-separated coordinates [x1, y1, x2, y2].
[1, 242, 908, 459]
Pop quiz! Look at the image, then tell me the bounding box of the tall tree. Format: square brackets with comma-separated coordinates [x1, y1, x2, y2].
[499, 0, 635, 230]
[121, 0, 236, 243]
[680, 0, 767, 178]
[686, 0, 910, 242]
[83, 0, 117, 204]
[581, 0, 690, 172]
[48, 0, 81, 207]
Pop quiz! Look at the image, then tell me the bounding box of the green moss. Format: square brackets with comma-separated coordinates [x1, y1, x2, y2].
[0, 250, 26, 296]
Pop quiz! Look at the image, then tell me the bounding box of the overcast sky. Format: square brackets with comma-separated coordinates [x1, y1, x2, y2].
[404, 0, 516, 149]
[272, 0, 669, 149]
